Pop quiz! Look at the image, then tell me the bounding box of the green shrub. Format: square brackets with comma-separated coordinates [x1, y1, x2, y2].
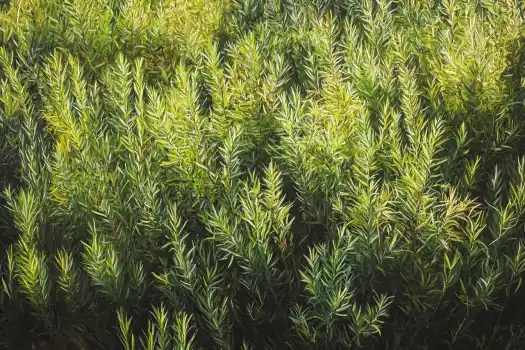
[1, 0, 525, 348]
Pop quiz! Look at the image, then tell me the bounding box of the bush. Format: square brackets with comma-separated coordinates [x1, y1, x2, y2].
[1, 0, 525, 349]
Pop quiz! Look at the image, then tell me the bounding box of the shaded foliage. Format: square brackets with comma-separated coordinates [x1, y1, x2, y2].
[1, 0, 525, 349]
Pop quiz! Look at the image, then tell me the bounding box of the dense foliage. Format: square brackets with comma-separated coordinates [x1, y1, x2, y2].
[1, 0, 525, 348]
